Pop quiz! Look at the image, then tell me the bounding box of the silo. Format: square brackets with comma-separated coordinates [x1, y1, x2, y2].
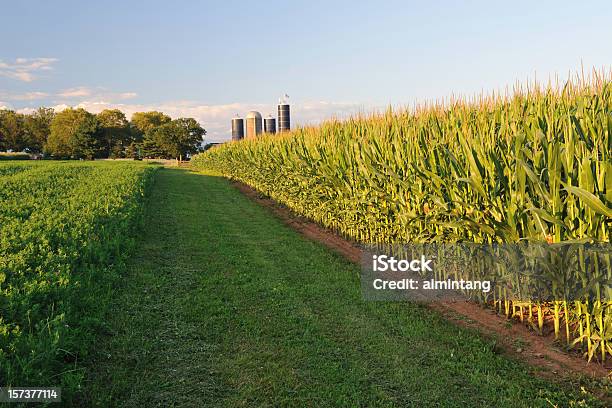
[264, 115, 276, 134]
[231, 117, 244, 141]
[245, 111, 262, 138]
[278, 104, 290, 132]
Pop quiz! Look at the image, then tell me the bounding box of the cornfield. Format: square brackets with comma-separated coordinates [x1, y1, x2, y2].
[192, 70, 611, 362]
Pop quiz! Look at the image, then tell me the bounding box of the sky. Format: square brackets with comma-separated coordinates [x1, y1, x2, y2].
[2, 0, 612, 142]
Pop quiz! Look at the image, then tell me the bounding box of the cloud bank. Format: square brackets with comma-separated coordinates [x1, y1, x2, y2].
[13, 96, 371, 143]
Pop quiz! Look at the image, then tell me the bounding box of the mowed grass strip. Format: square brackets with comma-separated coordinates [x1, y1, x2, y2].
[87, 168, 605, 407]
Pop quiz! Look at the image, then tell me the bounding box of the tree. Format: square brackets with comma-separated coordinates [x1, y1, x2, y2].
[140, 136, 165, 159]
[23, 107, 54, 153]
[130, 111, 171, 135]
[145, 118, 205, 161]
[1, 107, 203, 160]
[97, 109, 130, 158]
[130, 112, 172, 159]
[125, 141, 141, 160]
[46, 108, 102, 159]
[0, 110, 27, 151]
[172, 117, 206, 160]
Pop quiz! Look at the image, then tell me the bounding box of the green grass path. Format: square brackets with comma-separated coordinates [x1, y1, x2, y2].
[88, 168, 603, 407]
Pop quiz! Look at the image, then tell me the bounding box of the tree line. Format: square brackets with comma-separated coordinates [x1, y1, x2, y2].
[0, 107, 206, 160]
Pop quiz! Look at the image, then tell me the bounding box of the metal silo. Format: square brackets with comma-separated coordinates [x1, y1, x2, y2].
[231, 117, 244, 141]
[264, 115, 276, 134]
[278, 104, 290, 132]
[245, 111, 262, 138]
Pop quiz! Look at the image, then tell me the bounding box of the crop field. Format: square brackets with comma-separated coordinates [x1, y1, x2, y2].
[0, 161, 607, 406]
[85, 168, 608, 407]
[0, 161, 157, 397]
[192, 74, 611, 362]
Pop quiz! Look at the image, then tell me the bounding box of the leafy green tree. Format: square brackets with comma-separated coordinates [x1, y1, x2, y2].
[97, 109, 130, 158]
[46, 108, 102, 159]
[147, 123, 178, 159]
[0, 110, 27, 151]
[130, 112, 172, 159]
[23, 107, 55, 153]
[130, 111, 171, 135]
[172, 117, 206, 160]
[145, 118, 205, 161]
[140, 136, 165, 159]
[125, 141, 141, 160]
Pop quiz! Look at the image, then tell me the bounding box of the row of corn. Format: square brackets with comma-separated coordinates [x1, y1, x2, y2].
[192, 71, 611, 362]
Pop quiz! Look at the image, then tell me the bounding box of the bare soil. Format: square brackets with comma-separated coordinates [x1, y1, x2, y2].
[232, 180, 612, 381]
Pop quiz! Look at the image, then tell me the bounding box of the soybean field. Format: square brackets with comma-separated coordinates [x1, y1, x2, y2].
[0, 161, 157, 399]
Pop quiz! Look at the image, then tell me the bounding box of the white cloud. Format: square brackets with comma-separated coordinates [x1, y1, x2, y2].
[56, 86, 137, 101]
[118, 92, 137, 99]
[0, 91, 50, 101]
[5, 80, 372, 143]
[58, 86, 92, 98]
[0, 86, 138, 103]
[0, 57, 58, 82]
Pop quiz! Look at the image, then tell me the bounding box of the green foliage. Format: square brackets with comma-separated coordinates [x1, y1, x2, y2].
[97, 109, 131, 158]
[172, 117, 206, 158]
[145, 118, 205, 160]
[0, 110, 27, 152]
[1, 107, 203, 160]
[23, 107, 54, 153]
[130, 111, 171, 136]
[0, 161, 157, 396]
[0, 107, 53, 154]
[46, 108, 102, 159]
[140, 135, 166, 158]
[131, 112, 205, 160]
[193, 74, 611, 360]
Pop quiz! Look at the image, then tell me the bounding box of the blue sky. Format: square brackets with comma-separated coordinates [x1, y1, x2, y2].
[2, 0, 612, 142]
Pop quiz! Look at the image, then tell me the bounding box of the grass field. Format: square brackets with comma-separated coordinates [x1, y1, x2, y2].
[86, 168, 606, 407]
